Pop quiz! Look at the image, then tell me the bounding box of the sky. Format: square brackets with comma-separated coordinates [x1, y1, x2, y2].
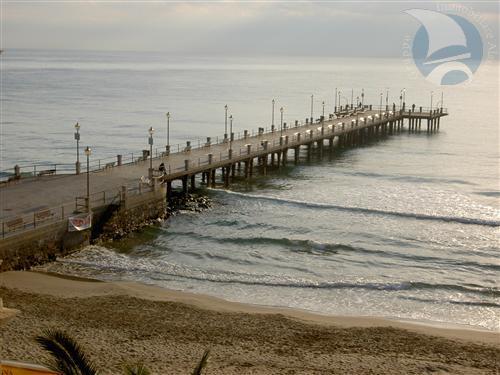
[1, 1, 499, 58]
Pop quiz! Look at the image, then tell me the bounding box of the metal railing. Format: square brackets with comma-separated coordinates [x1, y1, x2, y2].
[0, 107, 437, 239]
[0, 104, 449, 182]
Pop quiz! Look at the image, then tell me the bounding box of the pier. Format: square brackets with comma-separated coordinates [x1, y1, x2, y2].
[0, 104, 447, 270]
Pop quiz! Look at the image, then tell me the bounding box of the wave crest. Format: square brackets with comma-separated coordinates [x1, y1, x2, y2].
[215, 190, 500, 227]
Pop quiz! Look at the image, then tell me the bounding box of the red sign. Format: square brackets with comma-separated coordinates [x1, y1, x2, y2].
[68, 213, 92, 232]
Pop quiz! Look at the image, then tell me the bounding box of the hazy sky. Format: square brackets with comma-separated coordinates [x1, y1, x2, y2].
[1, 1, 498, 57]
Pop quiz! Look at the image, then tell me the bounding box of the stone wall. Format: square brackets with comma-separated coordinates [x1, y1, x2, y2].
[0, 186, 167, 271]
[0, 219, 90, 271]
[100, 187, 167, 241]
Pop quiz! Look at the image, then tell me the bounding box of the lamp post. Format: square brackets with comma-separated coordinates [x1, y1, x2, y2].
[385, 88, 389, 110]
[280, 107, 284, 136]
[440, 91, 444, 111]
[84, 146, 91, 212]
[399, 90, 403, 109]
[361, 88, 364, 108]
[224, 104, 228, 140]
[351, 88, 354, 109]
[340, 94, 349, 108]
[229, 115, 233, 146]
[379, 93, 383, 116]
[322, 101, 325, 118]
[430, 91, 434, 112]
[74, 122, 81, 175]
[148, 126, 154, 178]
[166, 112, 170, 155]
[310, 94, 314, 123]
[356, 96, 359, 108]
[402, 88, 406, 109]
[334, 87, 337, 113]
[272, 99, 275, 127]
[338, 90, 342, 110]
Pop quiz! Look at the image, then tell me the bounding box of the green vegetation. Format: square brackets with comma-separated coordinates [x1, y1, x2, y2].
[35, 329, 210, 375]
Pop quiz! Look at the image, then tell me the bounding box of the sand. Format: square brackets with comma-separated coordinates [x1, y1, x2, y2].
[0, 271, 498, 374]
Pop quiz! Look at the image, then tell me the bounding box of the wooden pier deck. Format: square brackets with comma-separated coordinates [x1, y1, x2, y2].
[0, 106, 447, 238]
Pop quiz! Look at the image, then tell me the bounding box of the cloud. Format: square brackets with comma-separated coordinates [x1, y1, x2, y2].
[1, 1, 498, 57]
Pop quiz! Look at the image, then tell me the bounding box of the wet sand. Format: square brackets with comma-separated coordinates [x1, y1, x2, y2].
[1, 271, 499, 374]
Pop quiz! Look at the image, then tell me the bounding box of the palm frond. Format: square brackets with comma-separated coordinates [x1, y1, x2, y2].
[35, 334, 78, 375]
[123, 363, 151, 375]
[191, 350, 210, 375]
[35, 329, 98, 375]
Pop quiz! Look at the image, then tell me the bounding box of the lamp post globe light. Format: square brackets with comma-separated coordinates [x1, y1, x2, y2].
[74, 122, 81, 175]
[166, 112, 170, 155]
[148, 126, 154, 179]
[84, 146, 91, 212]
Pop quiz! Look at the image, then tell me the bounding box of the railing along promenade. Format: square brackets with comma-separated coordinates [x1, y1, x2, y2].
[0, 104, 448, 238]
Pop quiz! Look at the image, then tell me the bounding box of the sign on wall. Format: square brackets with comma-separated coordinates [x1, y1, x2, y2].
[68, 213, 92, 232]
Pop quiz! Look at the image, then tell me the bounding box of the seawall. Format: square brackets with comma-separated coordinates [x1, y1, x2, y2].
[0, 185, 167, 271]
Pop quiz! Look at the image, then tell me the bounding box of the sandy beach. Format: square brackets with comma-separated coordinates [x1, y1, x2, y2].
[0, 271, 498, 374]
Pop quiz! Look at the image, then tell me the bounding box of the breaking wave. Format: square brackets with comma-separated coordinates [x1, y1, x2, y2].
[215, 190, 500, 227]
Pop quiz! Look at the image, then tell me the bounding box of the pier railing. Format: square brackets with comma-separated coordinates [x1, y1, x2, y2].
[0, 105, 449, 238]
[0, 105, 448, 183]
[0, 105, 448, 182]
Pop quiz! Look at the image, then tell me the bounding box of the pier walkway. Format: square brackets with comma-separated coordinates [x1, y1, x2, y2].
[0, 105, 447, 238]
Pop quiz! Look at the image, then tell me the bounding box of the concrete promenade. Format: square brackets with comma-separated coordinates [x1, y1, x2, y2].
[0, 105, 447, 237]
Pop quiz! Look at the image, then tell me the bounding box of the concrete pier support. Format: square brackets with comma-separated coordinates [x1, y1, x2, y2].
[166, 180, 172, 202]
[294, 146, 300, 164]
[182, 176, 188, 196]
[223, 166, 230, 188]
[260, 155, 268, 175]
[190, 174, 196, 191]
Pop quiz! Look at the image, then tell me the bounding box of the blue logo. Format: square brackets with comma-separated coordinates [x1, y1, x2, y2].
[406, 9, 483, 85]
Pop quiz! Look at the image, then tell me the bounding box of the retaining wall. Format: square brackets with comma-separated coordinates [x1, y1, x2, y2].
[0, 186, 167, 271]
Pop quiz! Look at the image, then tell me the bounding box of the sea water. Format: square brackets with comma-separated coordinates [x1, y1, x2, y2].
[2, 50, 499, 330]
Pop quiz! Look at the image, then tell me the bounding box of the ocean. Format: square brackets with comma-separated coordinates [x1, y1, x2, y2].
[1, 49, 499, 330]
